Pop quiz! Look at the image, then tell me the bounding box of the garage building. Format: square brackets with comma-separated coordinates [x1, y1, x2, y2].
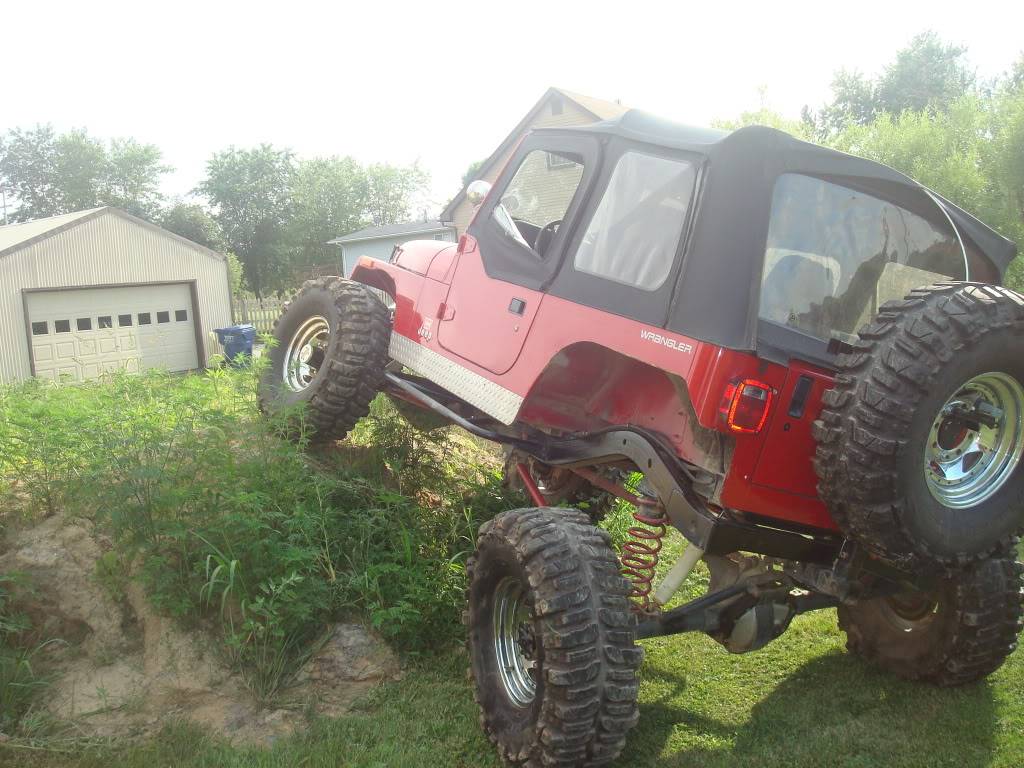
[0, 207, 232, 384]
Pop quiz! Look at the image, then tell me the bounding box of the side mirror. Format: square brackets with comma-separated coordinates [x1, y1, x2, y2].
[466, 179, 492, 205]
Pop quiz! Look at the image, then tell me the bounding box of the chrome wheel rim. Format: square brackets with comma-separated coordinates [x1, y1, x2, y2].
[924, 371, 1024, 509]
[880, 590, 939, 632]
[493, 576, 538, 707]
[283, 316, 330, 392]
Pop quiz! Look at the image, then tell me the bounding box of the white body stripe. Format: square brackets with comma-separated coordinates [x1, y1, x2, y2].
[388, 333, 524, 425]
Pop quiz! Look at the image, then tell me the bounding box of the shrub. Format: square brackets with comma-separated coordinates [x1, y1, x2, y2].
[0, 365, 524, 699]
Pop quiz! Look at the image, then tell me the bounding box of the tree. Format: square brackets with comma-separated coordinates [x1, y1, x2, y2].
[461, 158, 486, 187]
[874, 32, 974, 115]
[988, 88, 1024, 244]
[806, 31, 976, 137]
[829, 97, 990, 216]
[159, 202, 227, 252]
[0, 125, 101, 221]
[813, 70, 878, 137]
[0, 125, 169, 222]
[364, 162, 428, 227]
[103, 138, 170, 219]
[288, 156, 367, 267]
[197, 145, 296, 297]
[1003, 53, 1024, 94]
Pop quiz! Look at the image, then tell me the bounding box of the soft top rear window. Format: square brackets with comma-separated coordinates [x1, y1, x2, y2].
[759, 173, 965, 343]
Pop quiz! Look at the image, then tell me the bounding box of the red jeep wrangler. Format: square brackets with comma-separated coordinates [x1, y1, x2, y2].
[261, 110, 1024, 767]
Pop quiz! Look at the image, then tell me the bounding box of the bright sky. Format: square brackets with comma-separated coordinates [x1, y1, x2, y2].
[2, 0, 1022, 216]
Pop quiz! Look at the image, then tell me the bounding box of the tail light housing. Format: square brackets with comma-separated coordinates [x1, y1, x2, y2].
[720, 379, 774, 434]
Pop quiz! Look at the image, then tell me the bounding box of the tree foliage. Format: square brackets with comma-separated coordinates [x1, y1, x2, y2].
[103, 138, 171, 218]
[196, 145, 297, 298]
[808, 31, 976, 138]
[288, 156, 368, 266]
[0, 121, 429, 296]
[158, 202, 227, 252]
[461, 158, 486, 187]
[0, 125, 169, 221]
[195, 148, 428, 294]
[364, 162, 428, 227]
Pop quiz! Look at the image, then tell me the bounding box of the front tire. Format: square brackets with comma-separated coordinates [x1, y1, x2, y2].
[258, 277, 390, 441]
[839, 555, 1024, 686]
[466, 508, 642, 767]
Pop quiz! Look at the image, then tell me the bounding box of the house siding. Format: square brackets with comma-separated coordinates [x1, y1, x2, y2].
[450, 100, 601, 236]
[341, 229, 456, 276]
[0, 212, 232, 383]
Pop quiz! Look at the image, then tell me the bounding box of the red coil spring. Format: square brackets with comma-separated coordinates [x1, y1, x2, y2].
[620, 508, 668, 611]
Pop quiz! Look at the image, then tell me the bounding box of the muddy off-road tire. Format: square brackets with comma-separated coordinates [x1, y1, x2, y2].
[814, 283, 1024, 568]
[465, 508, 642, 767]
[258, 277, 389, 441]
[839, 555, 1024, 685]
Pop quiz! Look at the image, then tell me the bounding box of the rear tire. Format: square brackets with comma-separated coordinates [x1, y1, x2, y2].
[839, 555, 1024, 686]
[465, 508, 642, 767]
[814, 283, 1024, 568]
[258, 277, 390, 441]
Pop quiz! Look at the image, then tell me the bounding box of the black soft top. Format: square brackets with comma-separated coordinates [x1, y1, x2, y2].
[539, 111, 1018, 352]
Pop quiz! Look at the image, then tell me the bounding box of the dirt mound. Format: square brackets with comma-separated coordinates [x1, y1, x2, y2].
[0, 514, 401, 746]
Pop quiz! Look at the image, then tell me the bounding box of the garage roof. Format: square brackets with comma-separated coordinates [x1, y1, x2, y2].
[0, 207, 225, 261]
[0, 208, 105, 256]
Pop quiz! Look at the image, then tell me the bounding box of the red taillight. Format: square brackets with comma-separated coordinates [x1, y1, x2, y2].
[720, 379, 774, 434]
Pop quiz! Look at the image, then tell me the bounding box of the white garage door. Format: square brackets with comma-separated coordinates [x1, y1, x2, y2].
[26, 283, 200, 382]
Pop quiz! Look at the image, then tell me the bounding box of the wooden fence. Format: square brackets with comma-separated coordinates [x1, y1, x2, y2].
[232, 297, 288, 335]
[232, 288, 392, 337]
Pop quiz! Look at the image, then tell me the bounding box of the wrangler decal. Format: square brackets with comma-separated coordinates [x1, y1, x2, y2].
[639, 328, 694, 354]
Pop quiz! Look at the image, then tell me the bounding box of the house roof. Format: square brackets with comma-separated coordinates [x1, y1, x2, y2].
[0, 206, 225, 261]
[328, 219, 452, 245]
[554, 88, 630, 121]
[440, 87, 628, 223]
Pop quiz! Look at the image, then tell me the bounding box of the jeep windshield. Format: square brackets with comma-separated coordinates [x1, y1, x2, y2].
[758, 173, 967, 344]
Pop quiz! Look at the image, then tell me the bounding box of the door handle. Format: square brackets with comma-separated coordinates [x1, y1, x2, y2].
[509, 298, 526, 315]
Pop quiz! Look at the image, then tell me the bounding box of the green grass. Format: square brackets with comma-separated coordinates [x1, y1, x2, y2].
[5, 611, 1021, 767]
[1, 370, 1022, 767]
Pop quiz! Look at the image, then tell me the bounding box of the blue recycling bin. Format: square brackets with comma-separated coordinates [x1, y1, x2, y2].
[214, 324, 257, 365]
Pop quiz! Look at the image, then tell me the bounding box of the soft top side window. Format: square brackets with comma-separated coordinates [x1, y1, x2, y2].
[491, 149, 584, 259]
[573, 150, 697, 291]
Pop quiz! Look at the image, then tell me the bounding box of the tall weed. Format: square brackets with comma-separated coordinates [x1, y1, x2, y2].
[0, 573, 51, 733]
[0, 363, 525, 698]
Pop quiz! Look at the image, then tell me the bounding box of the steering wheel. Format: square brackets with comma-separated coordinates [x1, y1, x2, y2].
[534, 219, 562, 257]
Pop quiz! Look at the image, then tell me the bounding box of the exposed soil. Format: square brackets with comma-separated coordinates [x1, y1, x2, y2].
[0, 514, 401, 746]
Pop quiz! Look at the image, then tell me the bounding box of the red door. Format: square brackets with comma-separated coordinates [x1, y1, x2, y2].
[437, 237, 543, 375]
